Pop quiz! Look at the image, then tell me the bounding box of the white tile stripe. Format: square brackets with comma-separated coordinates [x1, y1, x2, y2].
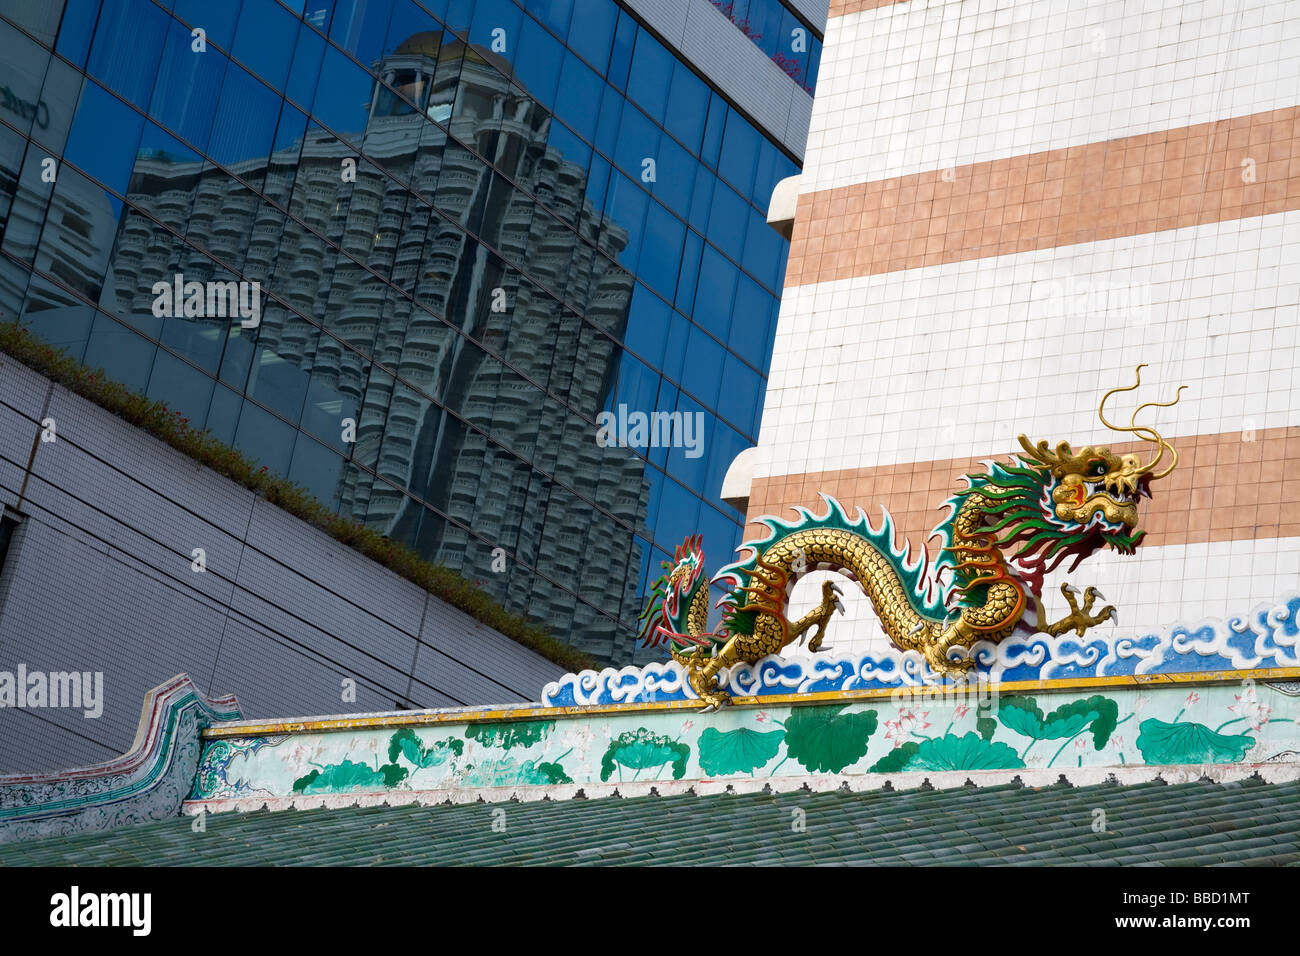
[802, 0, 1300, 193]
[756, 208, 1300, 479]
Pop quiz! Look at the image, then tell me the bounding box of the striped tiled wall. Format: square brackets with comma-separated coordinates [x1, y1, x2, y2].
[750, 0, 1300, 659]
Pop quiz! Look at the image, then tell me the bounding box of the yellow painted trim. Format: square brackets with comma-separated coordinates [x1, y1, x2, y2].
[201, 666, 1300, 739]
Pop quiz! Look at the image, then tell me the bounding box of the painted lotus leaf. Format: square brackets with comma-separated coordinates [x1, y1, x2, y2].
[868, 741, 920, 773]
[997, 698, 1047, 738]
[293, 759, 408, 794]
[696, 726, 784, 776]
[783, 704, 878, 773]
[599, 728, 690, 781]
[465, 719, 554, 750]
[976, 715, 997, 741]
[533, 761, 573, 784]
[460, 757, 573, 787]
[998, 695, 1117, 747]
[1048, 696, 1119, 749]
[388, 729, 464, 768]
[869, 733, 1024, 772]
[1135, 718, 1255, 765]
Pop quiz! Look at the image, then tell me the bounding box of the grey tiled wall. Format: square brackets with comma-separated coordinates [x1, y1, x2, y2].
[0, 355, 564, 773]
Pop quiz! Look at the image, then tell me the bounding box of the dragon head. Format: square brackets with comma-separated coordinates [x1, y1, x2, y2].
[1016, 438, 1153, 536]
[636, 534, 713, 651]
[942, 366, 1185, 598]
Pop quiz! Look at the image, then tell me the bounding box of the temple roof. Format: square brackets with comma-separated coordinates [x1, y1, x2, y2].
[4, 777, 1297, 866]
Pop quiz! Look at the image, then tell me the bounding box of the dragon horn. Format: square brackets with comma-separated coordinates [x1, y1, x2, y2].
[1017, 436, 1075, 468]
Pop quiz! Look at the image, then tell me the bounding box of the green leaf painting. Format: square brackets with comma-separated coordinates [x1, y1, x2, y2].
[533, 761, 574, 784]
[868, 733, 1024, 772]
[696, 727, 784, 776]
[387, 729, 464, 768]
[1135, 718, 1255, 765]
[459, 757, 573, 787]
[293, 759, 408, 794]
[783, 705, 878, 773]
[600, 728, 690, 781]
[975, 716, 997, 741]
[998, 695, 1118, 748]
[868, 741, 920, 773]
[465, 719, 554, 750]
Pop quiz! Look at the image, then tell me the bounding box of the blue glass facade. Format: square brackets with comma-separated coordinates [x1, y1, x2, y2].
[707, 0, 822, 93]
[0, 0, 811, 663]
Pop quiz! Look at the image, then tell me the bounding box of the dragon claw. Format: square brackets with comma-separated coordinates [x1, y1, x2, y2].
[1045, 583, 1118, 637]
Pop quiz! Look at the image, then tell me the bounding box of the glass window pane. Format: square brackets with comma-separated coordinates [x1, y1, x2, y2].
[149, 19, 227, 153]
[32, 56, 84, 158]
[286, 19, 326, 109]
[664, 61, 708, 155]
[623, 277, 669, 368]
[65, 79, 145, 195]
[707, 182, 747, 262]
[719, 109, 759, 197]
[145, 348, 216, 425]
[674, 228, 702, 314]
[693, 242, 736, 340]
[613, 104, 658, 183]
[86, 0, 168, 110]
[383, 0, 439, 60]
[18, 273, 95, 359]
[512, 15, 562, 111]
[0, 17, 54, 142]
[626, 30, 671, 122]
[83, 310, 157, 391]
[527, 0, 572, 35]
[469, 0, 522, 69]
[2, 139, 54, 265]
[287, 431, 346, 508]
[203, 380, 243, 443]
[554, 52, 600, 140]
[208, 63, 280, 169]
[681, 325, 723, 414]
[311, 43, 372, 140]
[565, 0, 616, 74]
[35, 165, 122, 306]
[701, 93, 725, 167]
[743, 206, 781, 287]
[173, 0, 242, 50]
[637, 203, 684, 298]
[729, 271, 769, 368]
[232, 0, 298, 92]
[650, 136, 692, 218]
[603, 171, 646, 271]
[233, 397, 296, 475]
[329, 0, 394, 64]
[244, 303, 319, 424]
[54, 0, 103, 68]
[606, 11, 636, 89]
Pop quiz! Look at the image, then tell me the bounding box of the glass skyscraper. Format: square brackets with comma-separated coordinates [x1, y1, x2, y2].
[0, 0, 819, 663]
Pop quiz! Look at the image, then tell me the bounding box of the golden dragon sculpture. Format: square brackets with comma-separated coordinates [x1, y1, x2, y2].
[637, 367, 1186, 709]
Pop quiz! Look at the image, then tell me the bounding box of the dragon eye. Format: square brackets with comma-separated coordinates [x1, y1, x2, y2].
[1090, 462, 1107, 476]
